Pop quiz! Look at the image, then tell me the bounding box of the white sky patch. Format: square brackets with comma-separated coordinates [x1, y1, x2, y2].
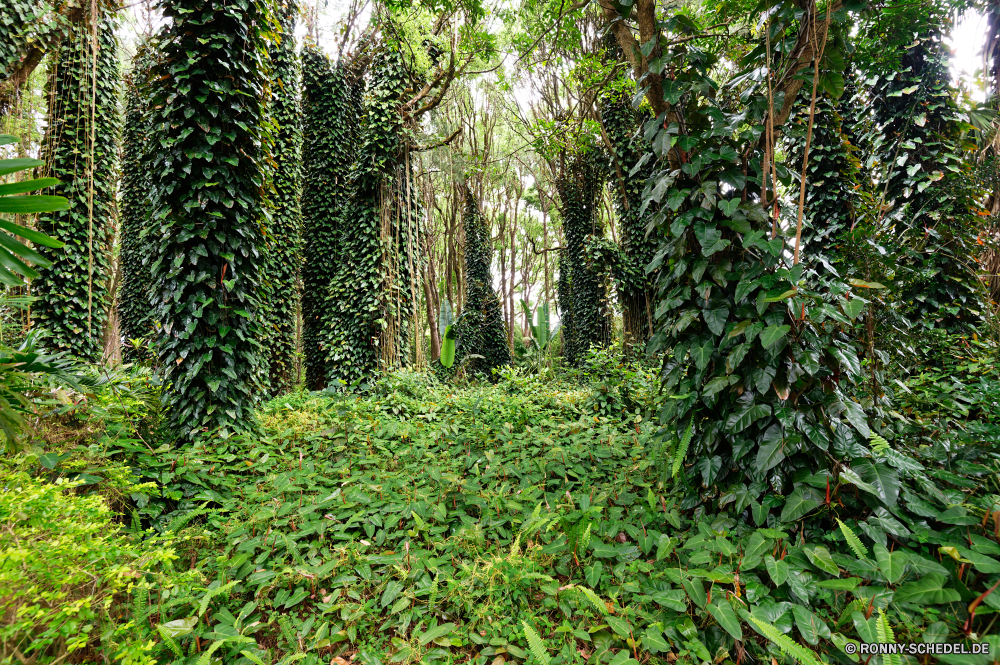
[947, 9, 988, 102]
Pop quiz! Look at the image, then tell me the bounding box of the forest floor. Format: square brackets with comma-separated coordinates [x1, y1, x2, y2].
[4, 352, 1000, 665]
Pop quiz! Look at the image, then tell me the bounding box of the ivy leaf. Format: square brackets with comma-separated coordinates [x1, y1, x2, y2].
[759, 325, 790, 349]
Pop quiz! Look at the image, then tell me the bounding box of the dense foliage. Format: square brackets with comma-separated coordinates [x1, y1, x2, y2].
[143, 0, 272, 440]
[262, 1, 303, 396]
[34, 12, 120, 362]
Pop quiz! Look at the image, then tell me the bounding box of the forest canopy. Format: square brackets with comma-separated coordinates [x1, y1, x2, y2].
[2, 0, 1000, 662]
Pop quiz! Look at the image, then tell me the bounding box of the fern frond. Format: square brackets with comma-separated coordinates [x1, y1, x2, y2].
[835, 598, 867, 628]
[749, 617, 824, 665]
[578, 523, 592, 554]
[521, 620, 551, 665]
[198, 580, 238, 617]
[276, 654, 307, 665]
[155, 626, 184, 659]
[877, 609, 900, 665]
[278, 614, 298, 647]
[196, 637, 253, 665]
[428, 573, 440, 612]
[577, 586, 608, 615]
[672, 417, 694, 478]
[165, 503, 214, 534]
[282, 532, 303, 564]
[132, 587, 149, 624]
[870, 433, 891, 456]
[837, 519, 869, 560]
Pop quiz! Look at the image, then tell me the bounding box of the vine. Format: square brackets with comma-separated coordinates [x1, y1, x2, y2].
[261, 1, 302, 395]
[556, 151, 609, 365]
[143, 0, 273, 440]
[118, 45, 155, 361]
[453, 189, 509, 377]
[300, 45, 362, 389]
[34, 10, 120, 361]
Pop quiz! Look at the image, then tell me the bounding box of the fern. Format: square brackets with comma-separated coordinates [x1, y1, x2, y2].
[521, 620, 551, 665]
[132, 586, 149, 624]
[749, 617, 824, 665]
[428, 572, 439, 612]
[672, 417, 694, 478]
[165, 503, 214, 534]
[155, 626, 184, 659]
[578, 523, 591, 554]
[276, 654, 307, 665]
[282, 532, 303, 564]
[877, 609, 901, 665]
[870, 433, 891, 456]
[196, 636, 254, 665]
[198, 580, 238, 617]
[278, 614, 298, 647]
[577, 586, 608, 615]
[837, 519, 869, 560]
[835, 598, 867, 627]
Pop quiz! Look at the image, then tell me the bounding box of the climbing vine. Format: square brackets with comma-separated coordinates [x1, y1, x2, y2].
[319, 43, 415, 387]
[556, 151, 609, 365]
[598, 87, 658, 355]
[262, 1, 302, 396]
[118, 45, 155, 361]
[144, 0, 273, 440]
[300, 45, 362, 389]
[34, 11, 120, 361]
[453, 190, 509, 377]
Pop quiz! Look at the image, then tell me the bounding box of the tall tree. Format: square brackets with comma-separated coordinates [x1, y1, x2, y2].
[34, 10, 120, 361]
[144, 0, 271, 440]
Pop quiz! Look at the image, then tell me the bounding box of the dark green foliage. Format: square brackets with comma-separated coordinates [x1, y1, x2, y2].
[34, 13, 120, 362]
[300, 46, 361, 389]
[556, 152, 609, 365]
[783, 84, 860, 275]
[600, 89, 657, 354]
[0, 1, 39, 80]
[118, 47, 155, 361]
[262, 2, 302, 396]
[323, 46, 414, 385]
[866, 27, 986, 332]
[453, 191, 510, 377]
[144, 0, 272, 440]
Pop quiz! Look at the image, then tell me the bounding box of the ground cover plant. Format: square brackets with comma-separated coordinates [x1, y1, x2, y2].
[4, 0, 1000, 662]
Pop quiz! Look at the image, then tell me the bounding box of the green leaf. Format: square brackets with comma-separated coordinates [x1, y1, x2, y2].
[765, 555, 789, 585]
[791, 605, 832, 645]
[642, 625, 669, 653]
[650, 589, 687, 611]
[606, 616, 634, 640]
[803, 546, 839, 575]
[0, 219, 65, 248]
[759, 324, 791, 349]
[682, 577, 707, 608]
[755, 424, 786, 474]
[0, 177, 58, 196]
[703, 307, 730, 336]
[780, 485, 823, 522]
[418, 623, 455, 646]
[892, 573, 961, 604]
[724, 403, 771, 434]
[0, 195, 69, 214]
[284, 587, 309, 608]
[842, 298, 865, 321]
[855, 460, 900, 507]
[440, 324, 456, 368]
[0, 157, 44, 177]
[708, 600, 742, 640]
[873, 543, 907, 584]
[817, 578, 861, 590]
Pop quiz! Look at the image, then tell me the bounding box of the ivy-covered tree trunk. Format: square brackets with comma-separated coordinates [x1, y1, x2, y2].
[322, 46, 413, 386]
[144, 0, 271, 441]
[118, 47, 154, 361]
[300, 46, 361, 390]
[455, 189, 510, 377]
[868, 28, 985, 332]
[35, 12, 120, 361]
[262, 1, 302, 396]
[556, 152, 610, 365]
[602, 89, 657, 355]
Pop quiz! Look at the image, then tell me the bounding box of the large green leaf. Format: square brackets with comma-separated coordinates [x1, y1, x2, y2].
[780, 485, 823, 522]
[759, 324, 790, 349]
[755, 424, 786, 474]
[0, 194, 69, 214]
[765, 555, 789, 585]
[0, 177, 58, 196]
[873, 543, 907, 583]
[854, 460, 900, 507]
[708, 601, 742, 640]
[724, 403, 771, 434]
[791, 605, 831, 645]
[440, 325, 456, 368]
[606, 616, 633, 640]
[803, 545, 839, 575]
[892, 573, 961, 604]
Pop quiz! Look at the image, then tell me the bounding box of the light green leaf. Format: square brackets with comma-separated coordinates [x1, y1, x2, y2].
[760, 324, 791, 349]
[708, 601, 742, 640]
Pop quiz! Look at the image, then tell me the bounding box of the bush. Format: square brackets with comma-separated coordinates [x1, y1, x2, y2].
[0, 472, 175, 664]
